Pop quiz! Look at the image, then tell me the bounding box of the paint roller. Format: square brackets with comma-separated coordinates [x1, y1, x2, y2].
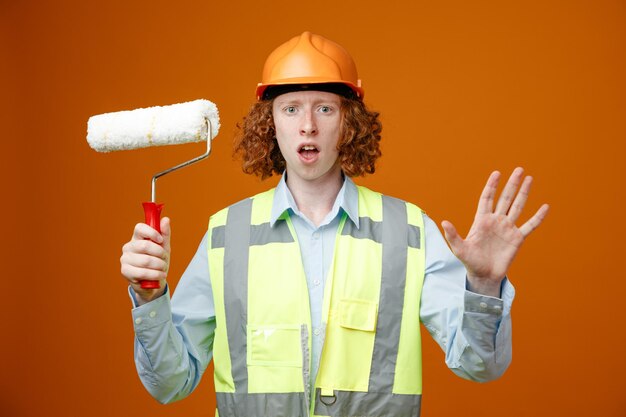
[86, 99, 220, 289]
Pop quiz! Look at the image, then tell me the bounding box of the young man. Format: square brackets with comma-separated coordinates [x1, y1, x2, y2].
[121, 32, 549, 416]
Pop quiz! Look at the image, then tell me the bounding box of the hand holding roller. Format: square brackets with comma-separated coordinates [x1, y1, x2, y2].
[87, 99, 220, 290]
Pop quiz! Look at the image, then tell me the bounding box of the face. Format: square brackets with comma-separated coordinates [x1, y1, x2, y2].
[272, 90, 343, 187]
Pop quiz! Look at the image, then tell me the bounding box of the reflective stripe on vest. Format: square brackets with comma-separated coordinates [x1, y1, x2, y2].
[208, 186, 425, 417]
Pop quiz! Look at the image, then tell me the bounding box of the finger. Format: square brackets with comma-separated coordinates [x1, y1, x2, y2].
[160, 217, 172, 252]
[519, 203, 550, 237]
[507, 176, 533, 223]
[121, 263, 167, 283]
[441, 220, 465, 255]
[123, 239, 167, 258]
[132, 223, 164, 244]
[476, 171, 501, 216]
[121, 252, 168, 271]
[494, 167, 524, 215]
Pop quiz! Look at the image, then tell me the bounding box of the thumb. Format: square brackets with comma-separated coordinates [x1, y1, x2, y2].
[441, 220, 464, 254]
[160, 217, 172, 252]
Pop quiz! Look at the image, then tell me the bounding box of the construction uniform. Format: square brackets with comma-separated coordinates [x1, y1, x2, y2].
[131, 176, 514, 416]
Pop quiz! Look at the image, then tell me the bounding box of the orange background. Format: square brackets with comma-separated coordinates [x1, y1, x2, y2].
[2, 0, 625, 416]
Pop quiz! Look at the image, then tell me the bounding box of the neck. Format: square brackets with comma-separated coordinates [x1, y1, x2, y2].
[285, 168, 343, 227]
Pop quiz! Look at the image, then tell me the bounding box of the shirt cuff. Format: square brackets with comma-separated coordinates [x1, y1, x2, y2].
[130, 285, 172, 332]
[464, 290, 505, 316]
[465, 277, 515, 312]
[127, 283, 169, 308]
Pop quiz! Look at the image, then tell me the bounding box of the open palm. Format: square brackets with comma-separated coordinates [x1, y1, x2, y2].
[441, 168, 549, 297]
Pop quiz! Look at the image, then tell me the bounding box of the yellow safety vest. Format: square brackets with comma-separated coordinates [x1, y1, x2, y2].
[208, 185, 425, 417]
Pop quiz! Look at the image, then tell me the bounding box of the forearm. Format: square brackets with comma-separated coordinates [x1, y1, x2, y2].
[132, 286, 214, 403]
[420, 214, 514, 382]
[466, 274, 504, 298]
[438, 286, 513, 382]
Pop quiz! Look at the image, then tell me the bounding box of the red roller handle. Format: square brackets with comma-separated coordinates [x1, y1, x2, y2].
[141, 202, 165, 289]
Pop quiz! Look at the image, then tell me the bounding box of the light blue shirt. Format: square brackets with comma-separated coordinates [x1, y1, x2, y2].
[131, 176, 515, 404]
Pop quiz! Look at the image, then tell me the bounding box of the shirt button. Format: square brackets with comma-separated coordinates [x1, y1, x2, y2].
[135, 317, 142, 325]
[494, 305, 502, 311]
[149, 311, 156, 318]
[314, 328, 321, 336]
[314, 279, 321, 286]
[479, 302, 488, 309]
[312, 232, 320, 240]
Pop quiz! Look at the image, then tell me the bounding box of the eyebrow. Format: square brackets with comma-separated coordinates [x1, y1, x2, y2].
[274, 98, 341, 106]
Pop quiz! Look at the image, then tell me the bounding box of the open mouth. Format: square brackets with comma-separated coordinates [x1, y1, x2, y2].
[298, 145, 319, 160]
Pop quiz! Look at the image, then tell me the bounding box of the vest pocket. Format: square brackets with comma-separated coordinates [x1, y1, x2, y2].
[338, 299, 378, 332]
[247, 324, 303, 367]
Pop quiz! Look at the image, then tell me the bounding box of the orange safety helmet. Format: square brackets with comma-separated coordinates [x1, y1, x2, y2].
[256, 31, 363, 101]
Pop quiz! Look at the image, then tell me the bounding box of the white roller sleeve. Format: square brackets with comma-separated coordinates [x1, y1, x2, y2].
[86, 99, 220, 152]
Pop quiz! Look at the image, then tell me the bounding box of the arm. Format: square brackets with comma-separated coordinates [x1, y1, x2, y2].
[420, 216, 514, 381]
[122, 223, 215, 403]
[421, 167, 548, 381]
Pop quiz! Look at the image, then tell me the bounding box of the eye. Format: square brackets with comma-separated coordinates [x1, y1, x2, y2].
[319, 105, 333, 114]
[284, 106, 297, 114]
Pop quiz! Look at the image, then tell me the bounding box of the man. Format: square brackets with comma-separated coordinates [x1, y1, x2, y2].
[121, 32, 549, 416]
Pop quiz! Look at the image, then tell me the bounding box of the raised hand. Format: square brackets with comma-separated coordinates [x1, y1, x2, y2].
[120, 217, 172, 305]
[441, 167, 549, 297]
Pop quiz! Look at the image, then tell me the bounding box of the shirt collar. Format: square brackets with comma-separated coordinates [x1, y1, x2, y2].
[270, 173, 360, 228]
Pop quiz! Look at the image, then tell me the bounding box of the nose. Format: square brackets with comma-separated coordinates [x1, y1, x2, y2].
[299, 110, 317, 136]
